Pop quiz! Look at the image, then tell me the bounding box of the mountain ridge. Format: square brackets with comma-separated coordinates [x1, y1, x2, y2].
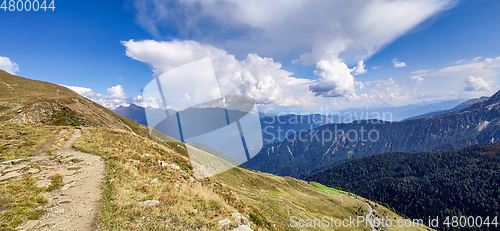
[245, 89, 500, 179]
[0, 70, 152, 138]
[403, 96, 489, 121]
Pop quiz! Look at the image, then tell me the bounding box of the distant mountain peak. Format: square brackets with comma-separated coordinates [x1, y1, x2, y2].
[461, 89, 500, 112]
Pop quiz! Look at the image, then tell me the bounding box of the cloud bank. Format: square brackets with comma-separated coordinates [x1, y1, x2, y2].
[132, 0, 456, 65]
[128, 0, 457, 104]
[434, 56, 500, 79]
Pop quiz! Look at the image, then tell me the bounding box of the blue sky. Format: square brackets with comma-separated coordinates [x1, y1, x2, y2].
[1, 0, 499, 112]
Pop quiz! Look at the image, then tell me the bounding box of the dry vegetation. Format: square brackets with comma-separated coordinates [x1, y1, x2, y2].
[46, 127, 75, 155]
[0, 70, 151, 137]
[73, 127, 428, 231]
[0, 122, 430, 231]
[0, 123, 65, 230]
[73, 127, 250, 230]
[0, 72, 431, 230]
[0, 122, 60, 162]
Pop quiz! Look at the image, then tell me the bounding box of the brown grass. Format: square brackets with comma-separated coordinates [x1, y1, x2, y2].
[47, 127, 75, 155]
[0, 122, 60, 162]
[73, 127, 429, 231]
[0, 70, 430, 230]
[73, 127, 247, 230]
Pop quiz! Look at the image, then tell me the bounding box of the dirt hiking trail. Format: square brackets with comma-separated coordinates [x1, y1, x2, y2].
[18, 129, 105, 231]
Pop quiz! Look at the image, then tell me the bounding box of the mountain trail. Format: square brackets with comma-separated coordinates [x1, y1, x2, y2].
[18, 129, 105, 231]
[365, 202, 376, 231]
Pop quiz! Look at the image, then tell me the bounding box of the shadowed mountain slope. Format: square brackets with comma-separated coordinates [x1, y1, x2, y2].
[306, 142, 500, 230]
[245, 90, 500, 179]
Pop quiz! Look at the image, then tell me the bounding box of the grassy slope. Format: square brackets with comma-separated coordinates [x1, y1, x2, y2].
[73, 127, 427, 231]
[0, 70, 150, 137]
[0, 122, 60, 162]
[0, 72, 429, 230]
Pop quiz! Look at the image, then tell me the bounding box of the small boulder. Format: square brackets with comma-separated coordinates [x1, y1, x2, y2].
[27, 168, 40, 174]
[232, 212, 242, 223]
[0, 158, 26, 166]
[36, 179, 51, 188]
[138, 200, 160, 207]
[232, 212, 249, 225]
[158, 160, 168, 168]
[219, 218, 232, 228]
[2, 164, 27, 173]
[170, 163, 180, 170]
[0, 171, 22, 181]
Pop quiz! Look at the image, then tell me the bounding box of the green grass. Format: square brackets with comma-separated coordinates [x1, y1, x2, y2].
[0, 176, 48, 230]
[46, 174, 64, 191]
[312, 182, 340, 192]
[69, 158, 82, 163]
[267, 190, 281, 198]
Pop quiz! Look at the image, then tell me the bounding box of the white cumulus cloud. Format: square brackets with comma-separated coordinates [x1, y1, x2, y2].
[410, 75, 424, 84]
[0, 56, 20, 75]
[123, 39, 315, 107]
[309, 60, 357, 97]
[463, 76, 495, 92]
[409, 75, 424, 92]
[350, 61, 367, 76]
[61, 84, 152, 109]
[392, 58, 407, 68]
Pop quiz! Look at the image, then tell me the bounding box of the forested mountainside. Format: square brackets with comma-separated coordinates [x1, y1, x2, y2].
[245, 90, 500, 179]
[306, 142, 500, 231]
